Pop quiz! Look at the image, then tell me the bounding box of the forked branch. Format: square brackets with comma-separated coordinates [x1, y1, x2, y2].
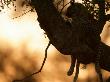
[13, 41, 51, 82]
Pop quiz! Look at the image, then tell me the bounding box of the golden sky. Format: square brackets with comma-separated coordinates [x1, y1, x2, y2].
[0, 1, 110, 82]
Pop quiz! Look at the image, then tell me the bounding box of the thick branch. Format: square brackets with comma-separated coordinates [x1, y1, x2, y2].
[31, 0, 110, 72]
[31, 0, 74, 55]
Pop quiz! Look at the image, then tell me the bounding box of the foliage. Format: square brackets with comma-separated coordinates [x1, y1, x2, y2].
[1, 0, 110, 20]
[82, 0, 110, 19]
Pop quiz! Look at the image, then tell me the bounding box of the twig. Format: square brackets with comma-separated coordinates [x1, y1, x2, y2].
[12, 8, 34, 19]
[60, 0, 75, 14]
[12, 41, 51, 82]
[60, 1, 70, 14]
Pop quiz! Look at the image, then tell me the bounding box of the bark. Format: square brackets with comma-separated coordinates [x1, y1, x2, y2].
[31, 0, 110, 72]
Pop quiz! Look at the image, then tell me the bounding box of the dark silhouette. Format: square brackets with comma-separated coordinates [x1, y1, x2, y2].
[30, 0, 110, 82]
[1, 0, 110, 82]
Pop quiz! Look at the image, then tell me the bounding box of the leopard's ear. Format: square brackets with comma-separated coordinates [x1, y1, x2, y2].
[70, 0, 75, 5]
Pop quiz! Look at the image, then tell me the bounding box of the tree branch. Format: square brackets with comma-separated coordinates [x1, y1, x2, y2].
[31, 0, 110, 72]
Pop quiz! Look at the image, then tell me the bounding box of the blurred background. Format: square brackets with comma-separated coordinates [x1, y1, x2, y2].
[0, 0, 110, 82]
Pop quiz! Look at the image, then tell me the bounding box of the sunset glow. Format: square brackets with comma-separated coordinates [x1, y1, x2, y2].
[0, 8, 50, 51]
[0, 2, 110, 82]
